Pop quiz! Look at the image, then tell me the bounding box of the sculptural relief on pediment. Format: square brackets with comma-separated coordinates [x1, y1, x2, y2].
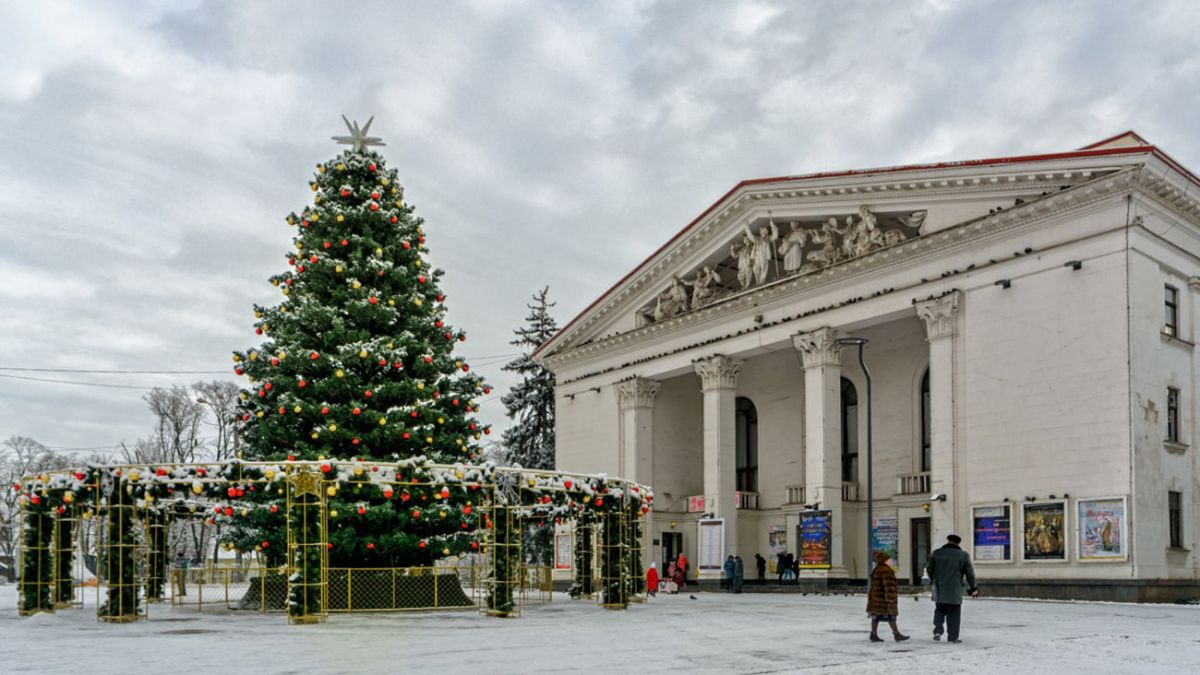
[640, 206, 926, 324]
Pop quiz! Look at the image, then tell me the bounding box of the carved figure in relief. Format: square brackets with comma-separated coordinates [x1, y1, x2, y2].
[742, 220, 779, 286]
[779, 222, 809, 274]
[899, 210, 928, 235]
[688, 265, 722, 308]
[806, 217, 843, 268]
[730, 233, 754, 289]
[667, 274, 691, 313]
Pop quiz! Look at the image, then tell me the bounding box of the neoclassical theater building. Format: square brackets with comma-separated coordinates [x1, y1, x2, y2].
[534, 132, 1200, 601]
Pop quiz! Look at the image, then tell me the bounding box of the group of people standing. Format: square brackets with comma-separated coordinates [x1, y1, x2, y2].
[646, 554, 689, 596]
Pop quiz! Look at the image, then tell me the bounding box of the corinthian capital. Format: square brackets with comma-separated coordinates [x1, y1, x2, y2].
[792, 327, 842, 369]
[693, 355, 743, 391]
[916, 291, 961, 341]
[615, 377, 661, 410]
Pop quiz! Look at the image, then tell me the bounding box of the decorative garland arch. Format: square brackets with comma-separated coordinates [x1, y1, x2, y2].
[13, 459, 651, 623]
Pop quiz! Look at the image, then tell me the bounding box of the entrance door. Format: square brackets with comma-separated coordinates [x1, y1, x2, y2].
[662, 532, 683, 571]
[911, 518, 931, 585]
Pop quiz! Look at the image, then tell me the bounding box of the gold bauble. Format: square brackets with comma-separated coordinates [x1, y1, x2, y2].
[264, 469, 276, 480]
[336, 162, 346, 171]
[257, 411, 265, 419]
[293, 406, 302, 413]
[129, 471, 141, 482]
[380, 178, 389, 186]
[378, 417, 387, 426]
[239, 392, 248, 401]
[329, 509, 338, 518]
[249, 351, 258, 361]
[329, 423, 338, 432]
[387, 299, 395, 306]
[416, 382, 425, 391]
[192, 484, 203, 495]
[335, 369, 345, 378]
[233, 354, 242, 362]
[310, 182, 318, 192]
[336, 214, 344, 222]
[437, 417, 444, 425]
[327, 486, 337, 497]
[414, 298, 423, 307]
[296, 241, 304, 249]
[335, 265, 344, 273]
[281, 288, 289, 296]
[318, 165, 326, 174]
[352, 281, 362, 289]
[442, 548, 450, 556]
[255, 310, 263, 318]
[359, 349, 368, 358]
[425, 436, 434, 444]
[310, 431, 319, 439]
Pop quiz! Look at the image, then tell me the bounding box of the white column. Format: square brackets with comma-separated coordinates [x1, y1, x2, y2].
[615, 377, 660, 487]
[916, 292, 961, 543]
[793, 327, 846, 576]
[693, 355, 743, 562]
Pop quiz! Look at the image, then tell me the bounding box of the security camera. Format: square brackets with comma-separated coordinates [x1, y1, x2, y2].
[930, 492, 946, 502]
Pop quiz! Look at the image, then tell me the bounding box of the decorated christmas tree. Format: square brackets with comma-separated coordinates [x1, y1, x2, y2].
[231, 117, 492, 567]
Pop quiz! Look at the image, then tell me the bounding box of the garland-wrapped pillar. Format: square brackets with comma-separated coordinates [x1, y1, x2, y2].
[18, 501, 54, 615]
[98, 477, 142, 622]
[627, 512, 645, 601]
[144, 509, 168, 602]
[286, 468, 327, 624]
[485, 479, 519, 617]
[52, 508, 77, 608]
[570, 511, 594, 598]
[598, 510, 628, 609]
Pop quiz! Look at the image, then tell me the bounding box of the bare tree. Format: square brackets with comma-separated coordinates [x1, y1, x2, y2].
[193, 380, 241, 461]
[142, 386, 205, 464]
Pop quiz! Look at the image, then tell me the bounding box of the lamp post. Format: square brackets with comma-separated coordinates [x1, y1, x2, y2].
[836, 337, 872, 590]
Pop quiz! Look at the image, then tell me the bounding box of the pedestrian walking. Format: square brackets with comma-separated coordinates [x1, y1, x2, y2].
[671, 561, 686, 592]
[676, 552, 689, 582]
[723, 556, 735, 592]
[172, 551, 188, 598]
[733, 555, 745, 593]
[646, 562, 659, 597]
[755, 553, 767, 583]
[866, 550, 909, 642]
[925, 534, 978, 643]
[776, 552, 787, 585]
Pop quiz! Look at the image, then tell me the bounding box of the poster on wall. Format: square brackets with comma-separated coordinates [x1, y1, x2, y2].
[1023, 502, 1067, 561]
[799, 511, 832, 569]
[973, 505, 1012, 562]
[698, 519, 725, 570]
[870, 515, 899, 568]
[768, 525, 787, 573]
[1078, 497, 1127, 561]
[554, 533, 572, 570]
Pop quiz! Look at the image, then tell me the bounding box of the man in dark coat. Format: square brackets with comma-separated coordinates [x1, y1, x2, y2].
[733, 555, 745, 593]
[723, 556, 736, 592]
[754, 553, 767, 583]
[924, 534, 978, 643]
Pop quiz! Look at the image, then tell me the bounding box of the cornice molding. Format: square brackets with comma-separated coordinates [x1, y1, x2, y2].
[543, 166, 1142, 370]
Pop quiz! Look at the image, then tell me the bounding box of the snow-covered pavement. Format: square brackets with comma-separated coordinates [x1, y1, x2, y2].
[2, 585, 1197, 674]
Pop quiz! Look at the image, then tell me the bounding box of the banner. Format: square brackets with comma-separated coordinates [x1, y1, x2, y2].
[698, 519, 724, 570]
[799, 511, 832, 569]
[767, 525, 786, 573]
[554, 533, 572, 569]
[1078, 497, 1127, 561]
[1023, 502, 1067, 561]
[870, 515, 898, 568]
[973, 505, 1012, 562]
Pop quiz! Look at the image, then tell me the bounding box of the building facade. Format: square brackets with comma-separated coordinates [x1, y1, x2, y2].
[535, 133, 1200, 601]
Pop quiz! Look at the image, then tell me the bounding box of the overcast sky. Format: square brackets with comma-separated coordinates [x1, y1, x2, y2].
[1, 0, 1197, 458]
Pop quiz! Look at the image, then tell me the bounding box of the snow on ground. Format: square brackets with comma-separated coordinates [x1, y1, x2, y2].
[1, 584, 1198, 674]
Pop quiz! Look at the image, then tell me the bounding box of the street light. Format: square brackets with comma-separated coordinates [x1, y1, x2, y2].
[836, 336, 872, 591]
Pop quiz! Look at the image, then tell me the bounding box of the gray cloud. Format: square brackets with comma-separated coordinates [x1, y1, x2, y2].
[1, 0, 1197, 456]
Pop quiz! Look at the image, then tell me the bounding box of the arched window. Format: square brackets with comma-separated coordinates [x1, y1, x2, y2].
[920, 368, 931, 473]
[735, 397, 758, 493]
[841, 378, 858, 483]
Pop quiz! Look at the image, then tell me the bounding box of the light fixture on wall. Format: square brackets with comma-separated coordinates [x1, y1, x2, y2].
[995, 279, 1011, 289]
[1064, 260, 1082, 271]
[930, 493, 947, 502]
[670, 521, 677, 529]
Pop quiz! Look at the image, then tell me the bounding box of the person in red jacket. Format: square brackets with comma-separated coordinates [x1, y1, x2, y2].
[676, 553, 689, 584]
[646, 562, 659, 597]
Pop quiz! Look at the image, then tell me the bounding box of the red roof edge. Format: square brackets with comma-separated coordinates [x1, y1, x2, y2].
[1077, 130, 1150, 150]
[534, 142, 1195, 361]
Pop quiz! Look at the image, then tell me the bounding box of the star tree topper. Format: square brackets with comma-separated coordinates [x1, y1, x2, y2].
[332, 115, 385, 152]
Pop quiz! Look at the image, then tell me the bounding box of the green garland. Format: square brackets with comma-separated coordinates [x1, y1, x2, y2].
[53, 514, 74, 605]
[569, 511, 594, 598]
[20, 509, 53, 614]
[98, 486, 139, 621]
[144, 510, 167, 600]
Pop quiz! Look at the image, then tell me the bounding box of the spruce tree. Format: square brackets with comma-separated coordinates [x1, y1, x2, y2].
[499, 287, 558, 563]
[232, 118, 491, 567]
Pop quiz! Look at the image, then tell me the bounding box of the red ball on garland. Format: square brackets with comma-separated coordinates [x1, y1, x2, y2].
[370, 191, 380, 200]
[401, 491, 411, 502]
[409, 411, 418, 418]
[327, 543, 333, 550]
[564, 480, 572, 489]
[264, 382, 273, 390]
[298, 380, 308, 388]
[367, 542, 375, 550]
[309, 255, 317, 263]
[383, 488, 394, 499]
[352, 437, 360, 445]
[357, 506, 366, 515]
[255, 328, 263, 335]
[412, 509, 421, 519]
[418, 540, 427, 549]
[368, 163, 376, 171]
[261, 541, 270, 549]
[296, 265, 305, 273]
[417, 276, 426, 284]
[436, 294, 444, 302]
[423, 356, 432, 364]
[287, 454, 296, 461]
[352, 407, 361, 416]
[258, 390, 266, 398]
[402, 241, 411, 250]
[320, 463, 331, 473]
[321, 406, 330, 415]
[463, 505, 472, 515]
[223, 507, 233, 516]
[278, 407, 286, 415]
[340, 189, 350, 197]
[390, 216, 398, 224]
[402, 432, 410, 440]
[440, 487, 450, 499]
[369, 202, 379, 212]
[434, 320, 443, 328]
[364, 390, 373, 398]
[470, 541, 478, 551]
[310, 352, 320, 360]
[235, 367, 244, 375]
[227, 487, 238, 498]
[271, 357, 280, 366]
[324, 241, 331, 249]
[270, 504, 278, 513]
[341, 239, 349, 246]
[368, 297, 378, 305]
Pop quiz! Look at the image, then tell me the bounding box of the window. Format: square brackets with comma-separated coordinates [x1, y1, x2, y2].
[841, 378, 858, 483]
[1167, 387, 1181, 444]
[1168, 491, 1183, 548]
[1164, 285, 1179, 336]
[920, 368, 931, 473]
[735, 397, 758, 493]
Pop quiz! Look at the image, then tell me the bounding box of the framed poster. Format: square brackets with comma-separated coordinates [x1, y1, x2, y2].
[1077, 497, 1128, 562]
[1022, 501, 1067, 561]
[870, 515, 899, 568]
[973, 505, 1012, 562]
[768, 525, 786, 573]
[799, 511, 832, 569]
[698, 519, 725, 570]
[554, 533, 572, 569]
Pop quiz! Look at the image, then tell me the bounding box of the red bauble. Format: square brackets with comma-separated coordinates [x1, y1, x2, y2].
[412, 509, 421, 519]
[452, 399, 459, 407]
[470, 541, 478, 551]
[462, 364, 470, 372]
[320, 463, 331, 473]
[378, 270, 385, 277]
[423, 356, 432, 364]
[459, 334, 466, 342]
[321, 406, 330, 415]
[352, 407, 361, 416]
[409, 411, 418, 418]
[483, 387, 492, 395]
[364, 390, 373, 398]
[370, 191, 380, 200]
[401, 432, 410, 440]
[383, 489, 394, 499]
[235, 367, 244, 375]
[564, 480, 572, 489]
[401, 491, 411, 502]
[369, 202, 379, 212]
[357, 506, 366, 515]
[213, 506, 222, 514]
[340, 188, 350, 197]
[310, 352, 320, 360]
[440, 487, 450, 498]
[298, 380, 308, 388]
[341, 239, 349, 246]
[390, 216, 398, 224]
[595, 498, 603, 507]
[352, 437, 360, 445]
[227, 487, 238, 498]
[484, 427, 491, 435]
[271, 357, 280, 366]
[287, 454, 296, 461]
[278, 407, 286, 415]
[309, 255, 317, 263]
[418, 236, 425, 244]
[255, 328, 263, 335]
[327, 543, 334, 550]
[261, 541, 269, 549]
[270, 505, 278, 513]
[288, 258, 295, 266]
[463, 505, 472, 515]
[324, 241, 331, 249]
[393, 361, 403, 369]
[368, 163, 376, 171]
[367, 542, 375, 550]
[258, 390, 265, 397]
[468, 423, 475, 430]
[402, 241, 411, 250]
[368, 297, 378, 305]
[224, 507, 234, 516]
[296, 265, 305, 273]
[417, 276, 426, 284]
[264, 382, 272, 390]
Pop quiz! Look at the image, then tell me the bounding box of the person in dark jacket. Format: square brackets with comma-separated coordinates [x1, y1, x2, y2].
[733, 555, 745, 593]
[722, 556, 736, 592]
[866, 550, 909, 642]
[754, 553, 767, 583]
[776, 552, 787, 584]
[925, 534, 978, 643]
